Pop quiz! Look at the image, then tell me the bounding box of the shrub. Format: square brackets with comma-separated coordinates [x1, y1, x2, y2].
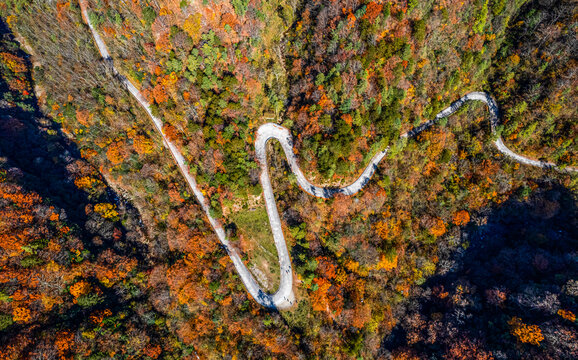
[461, 51, 474, 72]
[473, 0, 489, 34]
[401, 43, 412, 61]
[492, 0, 507, 15]
[20, 255, 44, 268]
[413, 19, 426, 43]
[0, 314, 13, 331]
[440, 148, 452, 163]
[88, 11, 104, 27]
[408, 0, 419, 13]
[143, 6, 156, 26]
[76, 293, 103, 308]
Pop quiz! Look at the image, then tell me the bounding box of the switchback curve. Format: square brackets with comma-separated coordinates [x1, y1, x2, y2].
[80, 1, 575, 310]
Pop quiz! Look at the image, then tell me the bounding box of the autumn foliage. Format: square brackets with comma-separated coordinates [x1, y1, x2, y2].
[452, 210, 471, 226]
[310, 277, 331, 312]
[93, 203, 119, 219]
[1, 0, 576, 358]
[427, 217, 447, 237]
[12, 307, 31, 323]
[557, 309, 576, 322]
[508, 317, 544, 345]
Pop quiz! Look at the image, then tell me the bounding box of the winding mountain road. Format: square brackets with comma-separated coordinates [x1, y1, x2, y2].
[81, 2, 575, 310]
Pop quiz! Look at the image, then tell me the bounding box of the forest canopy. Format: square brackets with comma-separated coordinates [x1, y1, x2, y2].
[0, 0, 576, 358]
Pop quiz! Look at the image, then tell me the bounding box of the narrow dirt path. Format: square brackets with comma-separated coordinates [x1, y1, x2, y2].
[81, 2, 575, 310]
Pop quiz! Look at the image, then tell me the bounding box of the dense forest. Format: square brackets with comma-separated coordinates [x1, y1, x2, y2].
[0, 0, 576, 358]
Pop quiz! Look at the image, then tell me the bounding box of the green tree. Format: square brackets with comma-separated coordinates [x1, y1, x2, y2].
[413, 19, 426, 43]
[473, 0, 489, 34]
[232, 0, 250, 17]
[143, 6, 157, 26]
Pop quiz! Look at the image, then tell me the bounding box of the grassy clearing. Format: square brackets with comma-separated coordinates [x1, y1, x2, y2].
[229, 204, 280, 292]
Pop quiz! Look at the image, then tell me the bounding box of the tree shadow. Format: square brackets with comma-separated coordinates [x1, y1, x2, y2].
[0, 17, 160, 348]
[380, 180, 578, 359]
[0, 18, 147, 261]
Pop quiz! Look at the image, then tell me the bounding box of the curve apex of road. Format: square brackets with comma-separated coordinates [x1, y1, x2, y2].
[80, 2, 576, 310]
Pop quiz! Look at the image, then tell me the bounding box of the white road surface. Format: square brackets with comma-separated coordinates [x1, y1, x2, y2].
[81, 2, 575, 310]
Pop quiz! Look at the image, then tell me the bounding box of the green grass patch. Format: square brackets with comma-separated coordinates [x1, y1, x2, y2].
[229, 205, 280, 291]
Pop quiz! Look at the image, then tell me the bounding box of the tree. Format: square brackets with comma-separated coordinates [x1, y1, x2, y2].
[351, 303, 371, 329]
[142, 6, 157, 26]
[557, 309, 576, 322]
[152, 83, 169, 104]
[412, 19, 426, 43]
[12, 307, 31, 323]
[423, 216, 446, 237]
[69, 280, 90, 299]
[452, 210, 470, 226]
[374, 218, 402, 241]
[106, 141, 127, 164]
[94, 203, 119, 219]
[473, 0, 489, 34]
[310, 277, 331, 312]
[374, 253, 398, 271]
[508, 317, 544, 345]
[132, 134, 155, 155]
[363, 2, 383, 23]
[55, 331, 74, 359]
[75, 108, 91, 126]
[182, 14, 202, 44]
[232, 0, 250, 17]
[447, 337, 494, 360]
